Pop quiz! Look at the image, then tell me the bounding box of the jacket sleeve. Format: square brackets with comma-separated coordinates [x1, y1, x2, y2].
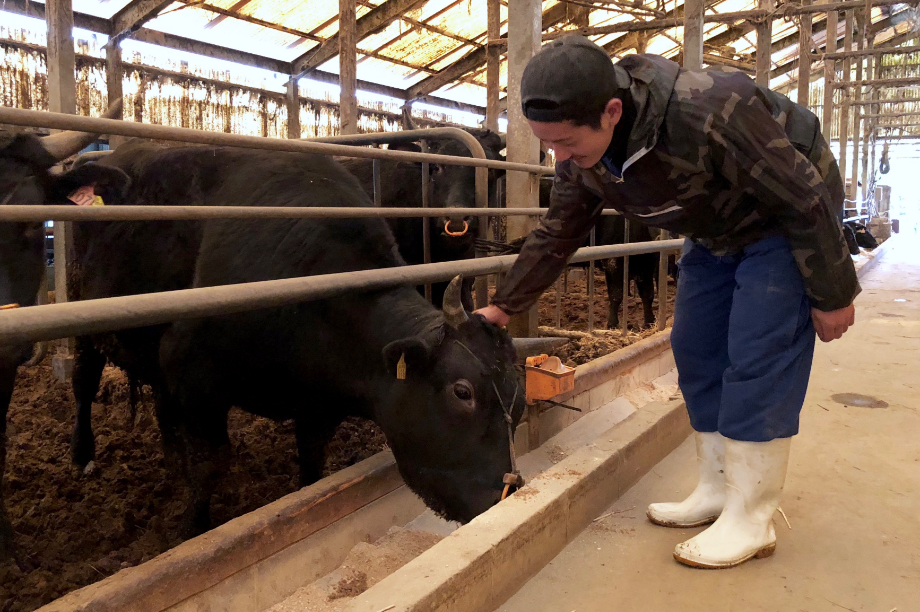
[709, 96, 861, 311]
[490, 165, 604, 315]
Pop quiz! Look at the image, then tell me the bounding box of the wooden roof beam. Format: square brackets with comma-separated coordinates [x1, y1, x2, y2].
[292, 0, 425, 78]
[111, 0, 174, 43]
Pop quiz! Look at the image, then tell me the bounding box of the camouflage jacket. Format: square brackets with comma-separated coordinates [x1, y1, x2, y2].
[492, 54, 860, 315]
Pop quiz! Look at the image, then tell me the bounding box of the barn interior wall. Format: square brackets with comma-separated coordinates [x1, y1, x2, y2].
[0, 20, 480, 139]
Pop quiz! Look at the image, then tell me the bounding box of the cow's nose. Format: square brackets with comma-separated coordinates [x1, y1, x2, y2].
[444, 218, 469, 236]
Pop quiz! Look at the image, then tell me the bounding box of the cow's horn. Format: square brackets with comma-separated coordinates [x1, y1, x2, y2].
[442, 275, 469, 329]
[41, 98, 123, 162]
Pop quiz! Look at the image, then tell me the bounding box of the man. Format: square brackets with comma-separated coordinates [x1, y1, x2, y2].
[474, 36, 858, 569]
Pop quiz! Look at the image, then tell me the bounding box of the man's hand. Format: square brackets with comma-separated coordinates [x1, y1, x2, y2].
[474, 304, 511, 328]
[811, 303, 855, 342]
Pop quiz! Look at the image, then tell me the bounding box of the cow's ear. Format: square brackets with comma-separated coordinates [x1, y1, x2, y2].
[49, 162, 131, 206]
[383, 338, 431, 379]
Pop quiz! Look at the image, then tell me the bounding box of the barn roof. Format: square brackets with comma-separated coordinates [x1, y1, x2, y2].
[4, 0, 920, 131]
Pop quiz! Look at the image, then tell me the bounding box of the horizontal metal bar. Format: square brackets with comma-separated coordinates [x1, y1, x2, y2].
[850, 97, 920, 105]
[0, 240, 684, 345]
[0, 107, 555, 176]
[0, 206, 624, 222]
[860, 111, 920, 119]
[822, 44, 920, 60]
[834, 77, 920, 88]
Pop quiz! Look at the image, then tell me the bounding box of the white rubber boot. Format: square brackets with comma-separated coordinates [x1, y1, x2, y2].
[647, 432, 725, 528]
[673, 436, 792, 569]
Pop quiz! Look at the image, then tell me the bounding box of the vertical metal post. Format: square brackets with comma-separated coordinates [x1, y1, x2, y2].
[47, 0, 77, 379]
[621, 219, 630, 334]
[838, 11, 854, 188]
[657, 229, 669, 332]
[372, 157, 382, 207]
[861, 36, 874, 204]
[105, 41, 125, 148]
[850, 11, 865, 211]
[755, 0, 774, 86]
[420, 140, 432, 302]
[338, 0, 358, 136]
[587, 227, 595, 332]
[478, 0, 503, 311]
[822, 8, 839, 145]
[682, 0, 705, 70]
[505, 0, 542, 339]
[554, 275, 562, 329]
[798, 0, 813, 108]
[286, 78, 301, 138]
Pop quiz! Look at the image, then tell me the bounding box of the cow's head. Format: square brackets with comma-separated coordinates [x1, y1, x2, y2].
[0, 101, 130, 374]
[424, 132, 505, 255]
[379, 276, 524, 523]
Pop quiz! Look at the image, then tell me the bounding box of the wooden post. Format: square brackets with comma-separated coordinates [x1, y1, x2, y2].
[338, 0, 358, 135]
[105, 41, 125, 149]
[286, 78, 301, 138]
[838, 11, 853, 189]
[755, 0, 774, 86]
[47, 0, 77, 380]
[822, 8, 839, 144]
[798, 0, 812, 107]
[485, 0, 501, 132]
[683, 0, 705, 70]
[504, 0, 542, 339]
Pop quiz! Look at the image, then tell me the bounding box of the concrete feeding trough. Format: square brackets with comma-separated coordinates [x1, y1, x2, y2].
[38, 330, 686, 612]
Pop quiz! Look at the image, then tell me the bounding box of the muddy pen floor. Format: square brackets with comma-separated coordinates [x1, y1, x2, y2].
[1, 271, 674, 611]
[535, 270, 676, 367]
[0, 360, 387, 612]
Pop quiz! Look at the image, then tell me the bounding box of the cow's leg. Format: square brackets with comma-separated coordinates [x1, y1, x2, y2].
[604, 259, 624, 330]
[295, 416, 341, 487]
[180, 405, 231, 536]
[70, 337, 106, 467]
[153, 386, 184, 476]
[0, 367, 17, 563]
[636, 258, 657, 328]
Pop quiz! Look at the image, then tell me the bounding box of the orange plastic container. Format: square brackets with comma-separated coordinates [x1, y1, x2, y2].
[525, 354, 575, 405]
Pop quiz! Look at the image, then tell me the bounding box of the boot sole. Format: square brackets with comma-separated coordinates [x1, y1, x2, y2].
[673, 542, 776, 569]
[646, 510, 719, 528]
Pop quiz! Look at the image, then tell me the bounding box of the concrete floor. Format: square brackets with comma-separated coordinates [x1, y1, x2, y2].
[499, 236, 920, 612]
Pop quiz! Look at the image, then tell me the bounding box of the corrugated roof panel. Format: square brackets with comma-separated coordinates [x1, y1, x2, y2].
[147, 5, 307, 61]
[425, 1, 488, 41]
[234, 0, 342, 36]
[383, 29, 462, 68]
[71, 0, 137, 19]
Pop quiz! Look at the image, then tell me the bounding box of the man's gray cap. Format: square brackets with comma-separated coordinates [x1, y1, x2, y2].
[521, 36, 630, 122]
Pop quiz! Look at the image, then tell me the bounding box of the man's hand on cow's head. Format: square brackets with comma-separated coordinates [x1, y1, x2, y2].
[474, 304, 511, 328]
[811, 303, 856, 342]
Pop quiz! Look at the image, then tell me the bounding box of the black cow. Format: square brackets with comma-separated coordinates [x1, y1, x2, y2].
[844, 220, 879, 250]
[69, 141, 524, 533]
[340, 131, 505, 310]
[538, 178, 658, 329]
[0, 107, 130, 562]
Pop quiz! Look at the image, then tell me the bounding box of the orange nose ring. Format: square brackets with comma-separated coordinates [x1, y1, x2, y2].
[444, 220, 469, 237]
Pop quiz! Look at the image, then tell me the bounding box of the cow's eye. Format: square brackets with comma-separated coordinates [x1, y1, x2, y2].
[453, 381, 473, 401]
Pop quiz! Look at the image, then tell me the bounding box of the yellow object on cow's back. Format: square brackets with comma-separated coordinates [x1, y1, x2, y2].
[396, 353, 407, 380]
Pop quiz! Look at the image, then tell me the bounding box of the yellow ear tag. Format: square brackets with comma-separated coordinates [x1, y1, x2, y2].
[92, 195, 105, 206]
[396, 353, 407, 380]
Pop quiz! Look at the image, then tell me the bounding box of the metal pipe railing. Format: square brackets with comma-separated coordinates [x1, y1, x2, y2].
[0, 240, 684, 345]
[0, 107, 555, 176]
[0, 206, 625, 222]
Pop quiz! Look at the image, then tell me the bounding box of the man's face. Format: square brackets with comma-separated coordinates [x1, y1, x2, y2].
[527, 99, 622, 169]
